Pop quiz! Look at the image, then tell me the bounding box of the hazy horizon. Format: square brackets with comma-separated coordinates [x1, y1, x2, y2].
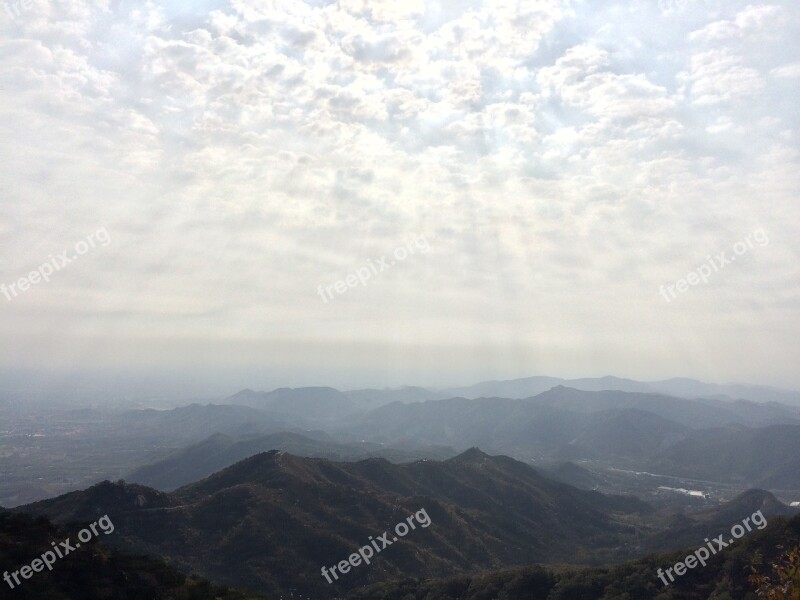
[2, 366, 799, 403]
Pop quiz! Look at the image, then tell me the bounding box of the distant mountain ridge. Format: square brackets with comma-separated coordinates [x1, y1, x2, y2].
[115, 403, 289, 442]
[120, 385, 800, 493]
[223, 375, 800, 417]
[344, 386, 800, 457]
[227, 386, 359, 421]
[68, 385, 800, 498]
[554, 408, 690, 460]
[126, 431, 458, 491]
[441, 375, 800, 406]
[655, 424, 800, 489]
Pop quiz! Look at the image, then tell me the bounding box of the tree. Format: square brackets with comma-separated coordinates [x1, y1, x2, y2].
[750, 545, 800, 600]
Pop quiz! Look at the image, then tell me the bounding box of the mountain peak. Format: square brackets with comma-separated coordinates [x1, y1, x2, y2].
[450, 447, 492, 462]
[228, 388, 261, 401]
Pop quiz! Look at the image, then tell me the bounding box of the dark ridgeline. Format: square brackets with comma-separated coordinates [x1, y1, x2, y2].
[11, 447, 799, 597]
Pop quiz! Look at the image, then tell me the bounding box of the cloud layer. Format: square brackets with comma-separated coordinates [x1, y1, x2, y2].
[1, 0, 799, 393]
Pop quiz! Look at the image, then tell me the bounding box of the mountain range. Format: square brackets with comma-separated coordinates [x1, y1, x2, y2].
[440, 375, 800, 406]
[14, 449, 798, 597]
[117, 385, 800, 493]
[126, 431, 457, 491]
[15, 449, 653, 596]
[219, 375, 800, 421]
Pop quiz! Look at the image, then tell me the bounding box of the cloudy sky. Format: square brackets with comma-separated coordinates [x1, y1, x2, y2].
[1, 0, 799, 396]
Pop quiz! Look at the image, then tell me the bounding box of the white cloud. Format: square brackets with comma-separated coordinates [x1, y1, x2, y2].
[681, 49, 766, 105]
[0, 0, 798, 391]
[771, 63, 800, 79]
[690, 4, 783, 42]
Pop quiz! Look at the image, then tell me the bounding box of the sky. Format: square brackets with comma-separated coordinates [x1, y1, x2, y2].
[1, 0, 799, 397]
